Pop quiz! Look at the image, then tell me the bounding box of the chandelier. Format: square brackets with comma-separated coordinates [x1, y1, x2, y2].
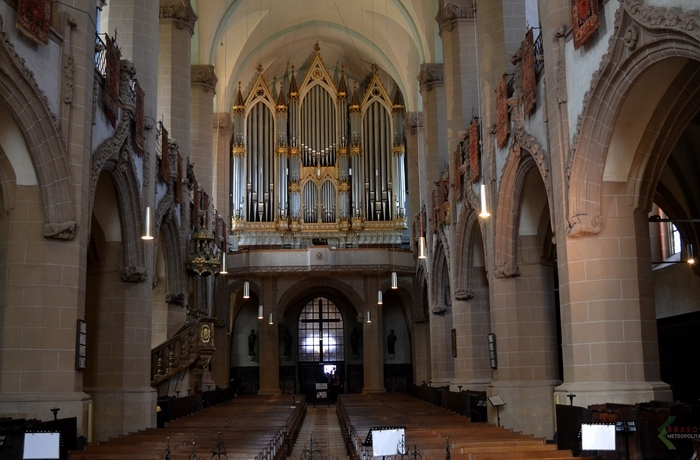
[186, 229, 222, 276]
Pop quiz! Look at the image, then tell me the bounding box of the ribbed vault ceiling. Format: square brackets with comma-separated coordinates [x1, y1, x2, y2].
[192, 0, 438, 113]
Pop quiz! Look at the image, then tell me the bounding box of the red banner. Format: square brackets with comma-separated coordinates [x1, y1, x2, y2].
[469, 118, 480, 184]
[521, 28, 536, 117]
[104, 35, 121, 126]
[16, 0, 51, 46]
[453, 145, 462, 199]
[496, 74, 510, 148]
[572, 0, 600, 50]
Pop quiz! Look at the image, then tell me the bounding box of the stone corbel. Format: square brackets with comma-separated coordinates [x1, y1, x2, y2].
[165, 292, 185, 306]
[43, 221, 77, 240]
[432, 304, 447, 315]
[120, 266, 148, 283]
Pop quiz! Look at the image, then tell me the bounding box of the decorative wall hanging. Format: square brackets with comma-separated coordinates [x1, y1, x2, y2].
[469, 118, 480, 183]
[572, 0, 600, 50]
[496, 74, 510, 148]
[104, 34, 121, 125]
[135, 81, 145, 157]
[521, 29, 536, 117]
[16, 0, 51, 46]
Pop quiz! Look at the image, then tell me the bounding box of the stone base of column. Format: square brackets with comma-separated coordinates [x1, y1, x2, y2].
[554, 381, 673, 409]
[488, 380, 561, 440]
[88, 388, 157, 442]
[0, 391, 91, 436]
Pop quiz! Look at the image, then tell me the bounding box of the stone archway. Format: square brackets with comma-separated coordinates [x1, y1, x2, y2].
[0, 16, 76, 239]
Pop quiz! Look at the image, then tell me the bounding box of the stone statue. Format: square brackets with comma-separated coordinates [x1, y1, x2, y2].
[248, 329, 257, 356]
[350, 326, 360, 356]
[387, 329, 397, 355]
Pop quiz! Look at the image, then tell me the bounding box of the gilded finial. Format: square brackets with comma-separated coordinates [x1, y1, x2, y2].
[257, 63, 264, 73]
[314, 41, 320, 52]
[372, 63, 378, 74]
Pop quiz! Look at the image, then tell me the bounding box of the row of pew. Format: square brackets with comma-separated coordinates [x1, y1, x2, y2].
[69, 394, 306, 460]
[337, 393, 591, 460]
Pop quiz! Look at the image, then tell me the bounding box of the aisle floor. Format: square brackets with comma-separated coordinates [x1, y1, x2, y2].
[288, 405, 350, 460]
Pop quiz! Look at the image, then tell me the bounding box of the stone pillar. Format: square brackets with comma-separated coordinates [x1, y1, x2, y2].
[555, 183, 672, 406]
[258, 277, 280, 394]
[158, 0, 195, 150]
[489, 241, 560, 438]
[213, 113, 233, 222]
[96, 0, 160, 440]
[437, 0, 478, 158]
[418, 63, 449, 385]
[404, 112, 424, 247]
[363, 276, 385, 392]
[191, 65, 218, 202]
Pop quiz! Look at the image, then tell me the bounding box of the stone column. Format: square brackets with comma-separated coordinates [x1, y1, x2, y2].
[158, 0, 196, 147]
[213, 113, 233, 222]
[404, 112, 424, 248]
[96, 0, 160, 440]
[191, 65, 218, 204]
[258, 277, 280, 394]
[555, 183, 672, 406]
[418, 63, 450, 385]
[363, 276, 385, 392]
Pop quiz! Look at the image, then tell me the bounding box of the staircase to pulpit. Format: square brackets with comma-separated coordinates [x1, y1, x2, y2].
[150, 317, 216, 425]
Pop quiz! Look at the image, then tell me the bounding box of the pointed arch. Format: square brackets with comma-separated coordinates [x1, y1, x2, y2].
[102, 156, 148, 281]
[454, 208, 481, 299]
[567, 3, 700, 236]
[0, 16, 75, 239]
[494, 146, 542, 278]
[429, 239, 450, 313]
[159, 210, 186, 302]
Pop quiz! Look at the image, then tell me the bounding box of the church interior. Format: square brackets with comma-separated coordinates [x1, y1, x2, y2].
[0, 0, 699, 457]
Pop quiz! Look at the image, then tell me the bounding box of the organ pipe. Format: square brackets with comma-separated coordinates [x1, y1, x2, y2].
[231, 45, 407, 241]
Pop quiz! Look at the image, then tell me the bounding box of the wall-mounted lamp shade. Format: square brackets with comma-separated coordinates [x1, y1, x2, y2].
[258, 305, 264, 319]
[220, 252, 228, 274]
[268, 313, 274, 325]
[391, 272, 398, 289]
[366, 311, 372, 323]
[418, 236, 427, 259]
[479, 183, 490, 218]
[687, 244, 695, 265]
[142, 206, 154, 240]
[243, 281, 250, 299]
[377, 290, 383, 305]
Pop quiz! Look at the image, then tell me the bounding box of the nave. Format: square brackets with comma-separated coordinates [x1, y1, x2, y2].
[65, 392, 585, 460]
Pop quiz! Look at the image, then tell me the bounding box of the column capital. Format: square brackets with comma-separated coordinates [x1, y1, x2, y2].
[160, 0, 198, 36]
[418, 63, 444, 92]
[436, 0, 476, 33]
[213, 112, 233, 134]
[404, 112, 424, 135]
[191, 65, 218, 94]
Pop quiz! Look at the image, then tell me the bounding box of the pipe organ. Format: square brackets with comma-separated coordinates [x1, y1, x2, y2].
[230, 45, 407, 248]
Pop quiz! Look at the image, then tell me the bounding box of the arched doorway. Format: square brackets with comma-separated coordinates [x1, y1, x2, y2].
[297, 297, 345, 402]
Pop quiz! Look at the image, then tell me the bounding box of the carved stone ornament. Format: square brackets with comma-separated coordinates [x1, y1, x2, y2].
[418, 63, 444, 92]
[454, 287, 474, 300]
[43, 221, 77, 240]
[165, 292, 185, 306]
[404, 112, 424, 135]
[120, 266, 148, 283]
[191, 65, 217, 94]
[432, 304, 447, 315]
[159, 0, 198, 36]
[62, 54, 74, 104]
[625, 0, 700, 42]
[214, 112, 233, 133]
[436, 0, 476, 33]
